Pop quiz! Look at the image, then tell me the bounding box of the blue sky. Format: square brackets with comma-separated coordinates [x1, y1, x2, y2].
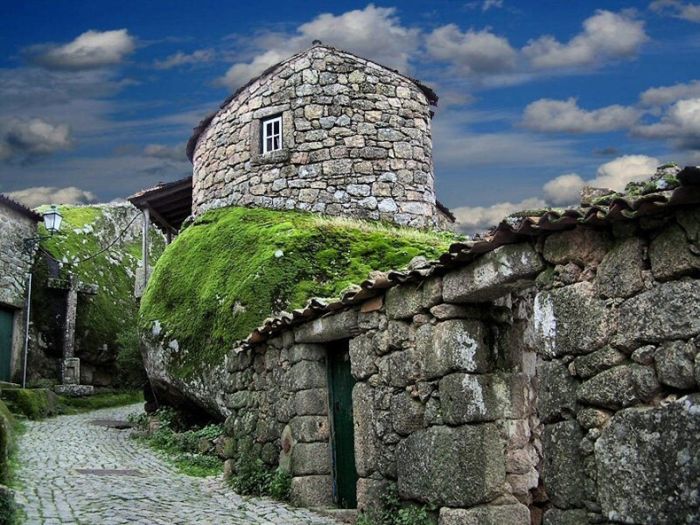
[1, 0, 699, 231]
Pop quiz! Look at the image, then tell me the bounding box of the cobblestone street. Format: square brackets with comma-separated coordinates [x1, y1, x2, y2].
[15, 404, 342, 525]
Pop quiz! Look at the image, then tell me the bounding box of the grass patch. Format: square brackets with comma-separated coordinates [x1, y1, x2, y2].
[228, 448, 291, 500]
[57, 390, 143, 414]
[129, 408, 224, 478]
[356, 485, 435, 525]
[140, 206, 457, 379]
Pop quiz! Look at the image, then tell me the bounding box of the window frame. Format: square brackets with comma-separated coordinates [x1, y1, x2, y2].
[261, 115, 283, 155]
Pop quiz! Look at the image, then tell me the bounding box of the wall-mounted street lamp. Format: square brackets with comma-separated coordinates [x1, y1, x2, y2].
[23, 205, 63, 252]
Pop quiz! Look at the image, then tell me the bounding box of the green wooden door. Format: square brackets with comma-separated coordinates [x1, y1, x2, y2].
[328, 341, 358, 509]
[0, 308, 14, 382]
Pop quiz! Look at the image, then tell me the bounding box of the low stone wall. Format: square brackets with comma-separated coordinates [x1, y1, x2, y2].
[146, 204, 700, 523]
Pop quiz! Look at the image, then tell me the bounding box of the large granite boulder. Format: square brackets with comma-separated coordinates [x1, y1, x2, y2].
[595, 395, 700, 524]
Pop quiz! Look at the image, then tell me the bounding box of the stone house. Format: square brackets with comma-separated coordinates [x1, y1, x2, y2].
[139, 41, 700, 525]
[186, 42, 455, 230]
[0, 194, 40, 383]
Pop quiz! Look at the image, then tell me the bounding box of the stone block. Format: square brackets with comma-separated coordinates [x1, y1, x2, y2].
[357, 478, 391, 512]
[542, 508, 589, 525]
[543, 227, 610, 267]
[595, 395, 700, 524]
[397, 424, 505, 507]
[443, 243, 544, 303]
[614, 280, 700, 350]
[290, 475, 334, 507]
[287, 361, 327, 391]
[655, 340, 697, 390]
[289, 415, 329, 443]
[573, 346, 626, 379]
[439, 372, 528, 424]
[385, 278, 441, 320]
[291, 442, 331, 475]
[536, 359, 579, 423]
[294, 388, 328, 416]
[294, 310, 359, 343]
[349, 333, 378, 380]
[649, 223, 700, 281]
[289, 344, 326, 364]
[416, 319, 491, 379]
[577, 364, 659, 409]
[596, 238, 645, 298]
[439, 504, 530, 525]
[353, 383, 380, 477]
[534, 282, 613, 357]
[390, 391, 425, 435]
[430, 303, 482, 320]
[542, 421, 587, 508]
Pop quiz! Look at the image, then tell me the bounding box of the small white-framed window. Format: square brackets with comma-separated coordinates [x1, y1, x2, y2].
[262, 115, 282, 154]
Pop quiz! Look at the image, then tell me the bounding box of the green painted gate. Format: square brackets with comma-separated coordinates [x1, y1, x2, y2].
[0, 308, 14, 382]
[327, 340, 358, 509]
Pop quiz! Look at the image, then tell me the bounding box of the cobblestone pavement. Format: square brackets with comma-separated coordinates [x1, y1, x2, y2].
[15, 404, 342, 525]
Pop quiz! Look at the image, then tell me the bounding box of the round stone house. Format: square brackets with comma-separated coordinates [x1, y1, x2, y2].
[187, 43, 453, 229]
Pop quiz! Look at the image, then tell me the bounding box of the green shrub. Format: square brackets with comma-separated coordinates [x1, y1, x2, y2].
[133, 409, 223, 478]
[0, 485, 16, 525]
[115, 325, 147, 387]
[268, 468, 292, 501]
[229, 452, 272, 496]
[356, 485, 435, 525]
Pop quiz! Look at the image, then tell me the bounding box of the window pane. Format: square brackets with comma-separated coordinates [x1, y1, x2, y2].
[266, 137, 273, 152]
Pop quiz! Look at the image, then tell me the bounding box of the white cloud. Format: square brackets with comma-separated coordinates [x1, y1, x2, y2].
[0, 118, 72, 162]
[523, 10, 647, 69]
[523, 97, 640, 132]
[143, 143, 187, 162]
[592, 154, 660, 190]
[482, 0, 505, 10]
[650, 0, 700, 22]
[455, 154, 661, 232]
[543, 173, 586, 205]
[7, 186, 98, 208]
[634, 97, 700, 149]
[452, 197, 547, 234]
[27, 29, 136, 71]
[640, 80, 700, 106]
[219, 5, 420, 90]
[426, 25, 517, 75]
[154, 49, 215, 69]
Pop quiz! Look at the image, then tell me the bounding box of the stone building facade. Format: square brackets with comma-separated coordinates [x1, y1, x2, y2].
[143, 170, 700, 523]
[0, 195, 39, 383]
[187, 44, 453, 229]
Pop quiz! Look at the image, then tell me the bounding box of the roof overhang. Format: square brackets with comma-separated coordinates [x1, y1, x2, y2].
[127, 177, 193, 233]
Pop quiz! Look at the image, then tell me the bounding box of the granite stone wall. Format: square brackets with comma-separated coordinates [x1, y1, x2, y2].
[191, 45, 440, 229]
[0, 202, 37, 382]
[207, 207, 700, 523]
[0, 204, 36, 308]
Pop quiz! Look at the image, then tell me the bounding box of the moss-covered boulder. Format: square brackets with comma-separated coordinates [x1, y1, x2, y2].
[1, 387, 58, 420]
[29, 204, 164, 387]
[140, 206, 456, 415]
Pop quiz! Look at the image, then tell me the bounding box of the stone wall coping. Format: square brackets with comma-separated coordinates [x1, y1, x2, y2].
[243, 169, 700, 349]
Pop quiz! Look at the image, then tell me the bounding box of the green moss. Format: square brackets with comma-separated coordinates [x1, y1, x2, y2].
[141, 207, 456, 379]
[1, 388, 58, 420]
[34, 204, 164, 381]
[57, 391, 143, 413]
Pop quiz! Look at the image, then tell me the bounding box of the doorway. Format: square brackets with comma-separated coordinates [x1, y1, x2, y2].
[0, 307, 14, 382]
[327, 339, 357, 509]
